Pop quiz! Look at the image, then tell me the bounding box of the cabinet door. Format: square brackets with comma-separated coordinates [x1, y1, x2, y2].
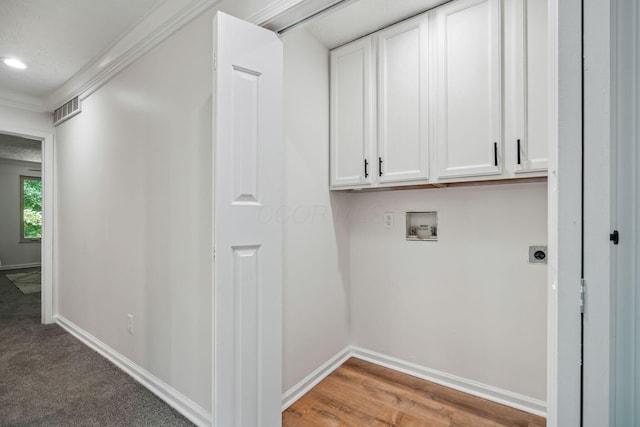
[377, 15, 429, 183]
[330, 37, 375, 187]
[433, 0, 502, 179]
[512, 0, 548, 173]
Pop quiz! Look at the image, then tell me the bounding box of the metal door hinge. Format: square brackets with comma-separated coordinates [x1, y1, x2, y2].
[580, 278, 586, 314]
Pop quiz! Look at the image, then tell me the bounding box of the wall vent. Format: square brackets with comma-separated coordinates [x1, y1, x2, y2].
[53, 96, 81, 126]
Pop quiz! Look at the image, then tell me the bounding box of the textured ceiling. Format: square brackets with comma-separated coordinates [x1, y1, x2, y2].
[0, 0, 165, 107]
[0, 134, 41, 163]
[302, 0, 449, 49]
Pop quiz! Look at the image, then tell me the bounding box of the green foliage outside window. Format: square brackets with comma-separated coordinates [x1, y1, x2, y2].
[22, 178, 42, 239]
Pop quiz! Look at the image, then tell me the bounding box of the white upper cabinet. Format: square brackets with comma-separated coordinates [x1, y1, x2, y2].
[328, 0, 548, 191]
[377, 15, 430, 183]
[508, 0, 548, 174]
[330, 37, 375, 187]
[433, 0, 502, 180]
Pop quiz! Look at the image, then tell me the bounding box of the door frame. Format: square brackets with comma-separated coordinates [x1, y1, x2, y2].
[0, 124, 54, 324]
[608, 1, 640, 425]
[582, 0, 615, 425]
[546, 0, 583, 424]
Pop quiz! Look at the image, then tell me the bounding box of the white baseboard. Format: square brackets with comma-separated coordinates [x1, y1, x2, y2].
[350, 346, 547, 418]
[0, 262, 41, 271]
[281, 346, 352, 411]
[54, 315, 212, 427]
[281, 345, 546, 418]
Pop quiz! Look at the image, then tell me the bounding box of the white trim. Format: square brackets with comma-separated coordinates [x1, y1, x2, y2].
[0, 262, 42, 271]
[547, 0, 583, 425]
[54, 315, 212, 427]
[245, 0, 345, 32]
[582, 0, 613, 424]
[44, 0, 221, 111]
[281, 346, 547, 418]
[246, 0, 307, 25]
[281, 346, 352, 411]
[0, 97, 46, 114]
[0, 124, 54, 325]
[609, 0, 639, 424]
[40, 133, 54, 324]
[546, 0, 559, 423]
[350, 347, 547, 418]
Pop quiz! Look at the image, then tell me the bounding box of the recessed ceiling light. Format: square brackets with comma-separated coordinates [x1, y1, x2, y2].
[3, 58, 26, 69]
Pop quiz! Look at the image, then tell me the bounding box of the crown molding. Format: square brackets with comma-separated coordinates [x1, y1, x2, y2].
[44, 0, 221, 111]
[246, 0, 347, 32]
[246, 0, 307, 25]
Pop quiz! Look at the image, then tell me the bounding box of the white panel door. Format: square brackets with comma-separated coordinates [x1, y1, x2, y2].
[213, 12, 282, 427]
[433, 0, 502, 179]
[330, 37, 375, 188]
[377, 14, 429, 183]
[512, 0, 548, 173]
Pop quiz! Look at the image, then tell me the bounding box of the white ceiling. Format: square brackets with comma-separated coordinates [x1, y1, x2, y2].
[0, 0, 165, 109]
[0, 133, 41, 163]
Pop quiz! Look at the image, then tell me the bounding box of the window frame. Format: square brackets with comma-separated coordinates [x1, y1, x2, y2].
[19, 175, 42, 243]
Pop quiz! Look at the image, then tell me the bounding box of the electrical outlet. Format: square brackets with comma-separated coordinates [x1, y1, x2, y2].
[383, 212, 394, 229]
[529, 246, 548, 264]
[127, 314, 134, 335]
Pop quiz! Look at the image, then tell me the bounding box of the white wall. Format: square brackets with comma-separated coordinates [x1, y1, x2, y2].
[0, 105, 52, 134]
[54, 10, 214, 412]
[349, 183, 548, 401]
[0, 158, 41, 268]
[281, 28, 351, 391]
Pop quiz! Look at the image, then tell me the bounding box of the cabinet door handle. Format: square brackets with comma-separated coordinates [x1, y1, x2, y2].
[517, 139, 521, 165]
[494, 142, 498, 167]
[379, 157, 383, 176]
[364, 159, 369, 178]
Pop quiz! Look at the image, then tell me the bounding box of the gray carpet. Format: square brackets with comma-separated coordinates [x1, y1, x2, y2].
[0, 269, 195, 426]
[0, 268, 41, 328]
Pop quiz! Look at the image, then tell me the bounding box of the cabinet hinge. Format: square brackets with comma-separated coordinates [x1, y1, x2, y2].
[580, 278, 586, 314]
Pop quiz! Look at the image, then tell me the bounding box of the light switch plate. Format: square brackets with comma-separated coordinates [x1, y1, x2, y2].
[383, 212, 394, 229]
[529, 246, 548, 264]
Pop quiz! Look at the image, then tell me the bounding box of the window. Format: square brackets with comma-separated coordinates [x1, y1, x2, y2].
[20, 176, 42, 241]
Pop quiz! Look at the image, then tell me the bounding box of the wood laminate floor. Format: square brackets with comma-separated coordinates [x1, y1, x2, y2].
[283, 358, 545, 427]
